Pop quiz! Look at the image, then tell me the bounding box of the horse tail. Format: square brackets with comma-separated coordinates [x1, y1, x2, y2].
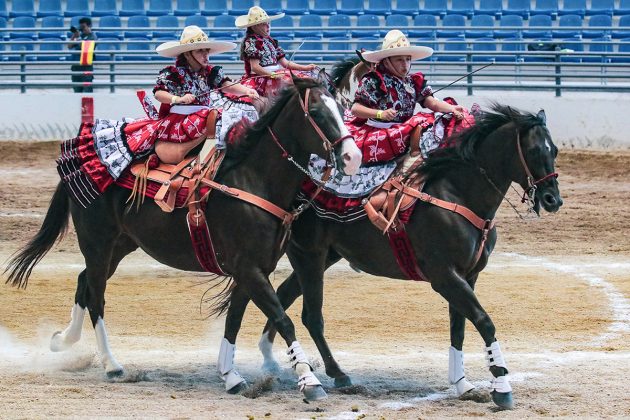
[330, 56, 362, 89]
[4, 182, 70, 289]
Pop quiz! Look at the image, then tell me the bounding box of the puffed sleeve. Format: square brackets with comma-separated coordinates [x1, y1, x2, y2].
[272, 38, 286, 60]
[411, 71, 434, 107]
[242, 35, 262, 59]
[153, 66, 182, 95]
[353, 73, 385, 108]
[207, 65, 231, 88]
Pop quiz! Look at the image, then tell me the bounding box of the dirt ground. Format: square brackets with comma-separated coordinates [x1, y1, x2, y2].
[1, 142, 629, 419]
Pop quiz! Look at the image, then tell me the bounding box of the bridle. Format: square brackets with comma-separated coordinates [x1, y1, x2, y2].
[266, 87, 353, 187]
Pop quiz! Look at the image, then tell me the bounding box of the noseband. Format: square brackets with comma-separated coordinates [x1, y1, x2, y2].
[515, 130, 559, 206]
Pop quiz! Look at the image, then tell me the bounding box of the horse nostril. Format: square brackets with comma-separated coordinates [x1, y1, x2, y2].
[543, 193, 556, 206]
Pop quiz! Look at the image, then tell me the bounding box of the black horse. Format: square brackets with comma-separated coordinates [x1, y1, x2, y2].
[257, 105, 563, 409]
[4, 78, 362, 401]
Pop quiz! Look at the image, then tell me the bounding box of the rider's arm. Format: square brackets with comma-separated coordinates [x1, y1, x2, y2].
[423, 96, 465, 118]
[221, 80, 259, 98]
[278, 57, 316, 71]
[249, 58, 275, 76]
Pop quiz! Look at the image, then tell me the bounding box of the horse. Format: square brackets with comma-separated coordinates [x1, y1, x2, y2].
[255, 105, 563, 409]
[4, 77, 362, 402]
[329, 56, 371, 108]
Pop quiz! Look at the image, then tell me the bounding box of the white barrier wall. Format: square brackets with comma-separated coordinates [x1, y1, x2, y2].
[0, 90, 627, 149]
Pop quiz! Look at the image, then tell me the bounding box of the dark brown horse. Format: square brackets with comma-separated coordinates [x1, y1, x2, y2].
[257, 105, 563, 409]
[4, 77, 362, 401]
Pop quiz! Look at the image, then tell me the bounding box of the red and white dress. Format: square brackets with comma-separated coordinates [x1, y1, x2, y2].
[240, 30, 315, 97]
[349, 66, 474, 165]
[57, 57, 258, 208]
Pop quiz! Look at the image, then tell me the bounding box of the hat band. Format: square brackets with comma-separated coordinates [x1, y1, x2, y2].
[180, 32, 208, 45]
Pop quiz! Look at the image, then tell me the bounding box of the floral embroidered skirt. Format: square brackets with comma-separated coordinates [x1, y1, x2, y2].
[241, 69, 316, 97]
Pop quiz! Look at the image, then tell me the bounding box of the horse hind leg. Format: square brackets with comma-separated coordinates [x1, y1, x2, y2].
[217, 283, 249, 393]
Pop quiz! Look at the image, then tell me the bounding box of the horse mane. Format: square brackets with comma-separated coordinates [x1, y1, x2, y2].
[331, 56, 361, 88]
[416, 103, 547, 180]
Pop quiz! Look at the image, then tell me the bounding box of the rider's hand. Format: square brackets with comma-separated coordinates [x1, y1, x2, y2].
[451, 105, 467, 120]
[305, 64, 318, 71]
[246, 88, 259, 99]
[381, 108, 397, 121]
[178, 93, 196, 104]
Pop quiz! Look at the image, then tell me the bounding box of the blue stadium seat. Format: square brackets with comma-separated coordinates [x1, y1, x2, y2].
[325, 36, 351, 60]
[338, 0, 364, 15]
[10, 16, 36, 39]
[154, 15, 179, 38]
[10, 0, 34, 18]
[0, 16, 7, 40]
[93, 0, 117, 17]
[120, 0, 145, 16]
[8, 38, 36, 61]
[325, 14, 351, 37]
[612, 38, 630, 62]
[175, 0, 200, 16]
[184, 15, 206, 28]
[409, 14, 437, 38]
[436, 38, 468, 61]
[369, 0, 392, 16]
[97, 15, 123, 39]
[581, 36, 613, 62]
[311, 0, 337, 15]
[495, 15, 523, 38]
[552, 14, 583, 38]
[295, 15, 323, 37]
[147, 0, 172, 16]
[208, 14, 236, 38]
[355, 36, 381, 51]
[588, 0, 614, 16]
[272, 15, 295, 38]
[419, 0, 448, 19]
[151, 36, 177, 60]
[297, 36, 324, 61]
[39, 40, 69, 61]
[352, 14, 381, 37]
[472, 37, 497, 61]
[559, 37, 583, 62]
[466, 14, 495, 38]
[285, 0, 309, 15]
[0, 0, 6, 19]
[65, 0, 89, 17]
[256, 0, 280, 14]
[274, 35, 295, 51]
[201, 0, 227, 16]
[476, 0, 503, 19]
[451, 0, 475, 19]
[437, 14, 466, 38]
[230, 0, 254, 15]
[498, 37, 525, 62]
[382, 14, 410, 36]
[39, 15, 65, 39]
[559, 0, 586, 18]
[523, 37, 556, 62]
[613, 15, 630, 38]
[37, 0, 62, 17]
[583, 15, 612, 39]
[524, 14, 552, 38]
[125, 15, 152, 38]
[615, 0, 630, 16]
[415, 36, 437, 51]
[504, 0, 530, 19]
[396, 0, 420, 16]
[120, 40, 152, 61]
[531, 0, 558, 19]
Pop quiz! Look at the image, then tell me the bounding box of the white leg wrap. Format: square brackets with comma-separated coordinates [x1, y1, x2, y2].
[288, 341, 321, 391]
[217, 338, 245, 391]
[485, 341, 512, 393]
[258, 331, 280, 371]
[449, 346, 475, 396]
[94, 317, 123, 374]
[50, 303, 86, 352]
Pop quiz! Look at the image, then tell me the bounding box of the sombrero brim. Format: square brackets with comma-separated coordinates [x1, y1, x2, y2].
[235, 13, 285, 29]
[361, 46, 434, 63]
[156, 40, 236, 58]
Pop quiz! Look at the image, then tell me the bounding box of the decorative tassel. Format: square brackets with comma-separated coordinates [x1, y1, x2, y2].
[126, 158, 150, 211]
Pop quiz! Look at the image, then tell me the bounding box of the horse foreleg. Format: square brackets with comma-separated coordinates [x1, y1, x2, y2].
[259, 271, 303, 373]
[217, 283, 249, 393]
[432, 275, 513, 409]
[448, 275, 479, 397]
[237, 270, 327, 401]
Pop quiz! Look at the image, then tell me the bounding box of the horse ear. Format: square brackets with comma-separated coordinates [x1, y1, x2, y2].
[537, 109, 547, 125]
[316, 67, 327, 84]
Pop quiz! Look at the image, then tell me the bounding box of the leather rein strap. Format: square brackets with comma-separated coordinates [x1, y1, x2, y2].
[516, 130, 558, 203]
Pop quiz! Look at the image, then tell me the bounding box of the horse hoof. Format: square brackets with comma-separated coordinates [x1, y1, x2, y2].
[303, 385, 328, 402]
[334, 375, 353, 388]
[261, 360, 281, 374]
[227, 381, 248, 395]
[491, 390, 514, 410]
[106, 369, 124, 379]
[50, 331, 68, 352]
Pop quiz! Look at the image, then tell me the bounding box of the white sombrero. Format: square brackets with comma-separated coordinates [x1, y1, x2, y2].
[361, 30, 434, 63]
[156, 25, 236, 58]
[235, 6, 285, 29]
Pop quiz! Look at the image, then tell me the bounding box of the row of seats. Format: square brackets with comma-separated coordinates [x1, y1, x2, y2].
[5, 0, 630, 19]
[5, 36, 630, 63]
[5, 13, 630, 41]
